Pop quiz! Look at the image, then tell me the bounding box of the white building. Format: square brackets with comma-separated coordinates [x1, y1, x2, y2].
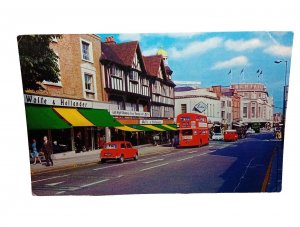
[174, 88, 221, 124]
[231, 83, 273, 126]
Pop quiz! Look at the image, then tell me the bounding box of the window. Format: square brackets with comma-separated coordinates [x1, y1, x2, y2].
[227, 101, 231, 107]
[221, 111, 225, 120]
[84, 73, 93, 92]
[243, 104, 247, 118]
[221, 101, 225, 108]
[129, 71, 139, 82]
[121, 143, 126, 149]
[251, 103, 256, 118]
[81, 66, 97, 100]
[80, 39, 93, 62]
[82, 41, 90, 61]
[181, 104, 187, 113]
[227, 113, 231, 121]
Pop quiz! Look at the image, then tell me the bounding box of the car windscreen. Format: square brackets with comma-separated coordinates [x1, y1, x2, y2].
[104, 144, 117, 149]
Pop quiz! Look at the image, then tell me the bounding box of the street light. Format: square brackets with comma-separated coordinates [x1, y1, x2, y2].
[274, 60, 288, 142]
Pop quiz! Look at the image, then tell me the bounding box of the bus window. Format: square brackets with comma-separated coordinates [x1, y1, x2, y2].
[182, 129, 192, 135]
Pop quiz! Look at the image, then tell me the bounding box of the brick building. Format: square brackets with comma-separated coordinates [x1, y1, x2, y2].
[24, 34, 120, 152]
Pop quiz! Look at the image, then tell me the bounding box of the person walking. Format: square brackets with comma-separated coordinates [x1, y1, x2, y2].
[31, 138, 42, 165]
[75, 132, 83, 153]
[42, 136, 54, 167]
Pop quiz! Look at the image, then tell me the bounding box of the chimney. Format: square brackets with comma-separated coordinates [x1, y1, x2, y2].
[104, 36, 116, 45]
[212, 85, 221, 98]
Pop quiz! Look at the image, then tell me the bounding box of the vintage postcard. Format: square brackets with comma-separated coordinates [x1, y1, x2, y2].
[17, 32, 293, 195]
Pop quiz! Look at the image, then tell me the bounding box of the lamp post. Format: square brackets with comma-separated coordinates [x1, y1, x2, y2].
[274, 60, 288, 141]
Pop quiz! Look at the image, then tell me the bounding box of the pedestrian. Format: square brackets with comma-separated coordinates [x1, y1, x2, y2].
[31, 138, 42, 165]
[75, 132, 83, 153]
[41, 136, 54, 167]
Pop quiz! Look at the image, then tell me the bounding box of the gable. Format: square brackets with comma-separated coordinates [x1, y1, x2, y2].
[132, 52, 141, 71]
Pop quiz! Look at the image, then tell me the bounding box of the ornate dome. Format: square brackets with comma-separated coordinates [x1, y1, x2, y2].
[157, 48, 168, 57]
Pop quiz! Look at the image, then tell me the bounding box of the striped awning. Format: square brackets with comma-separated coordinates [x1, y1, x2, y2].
[115, 126, 142, 132]
[142, 125, 165, 131]
[53, 107, 94, 127]
[25, 105, 71, 130]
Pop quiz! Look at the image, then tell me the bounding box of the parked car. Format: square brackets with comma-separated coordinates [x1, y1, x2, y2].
[212, 132, 224, 141]
[100, 141, 138, 163]
[224, 130, 238, 142]
[246, 128, 255, 134]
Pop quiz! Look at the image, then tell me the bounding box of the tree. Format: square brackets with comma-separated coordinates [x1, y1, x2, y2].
[17, 35, 62, 91]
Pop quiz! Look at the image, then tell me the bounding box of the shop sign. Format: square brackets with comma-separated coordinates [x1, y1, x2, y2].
[193, 101, 207, 113]
[140, 119, 163, 124]
[24, 94, 93, 108]
[110, 110, 150, 117]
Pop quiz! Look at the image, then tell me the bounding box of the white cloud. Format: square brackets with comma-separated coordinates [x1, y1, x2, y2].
[212, 56, 248, 70]
[165, 33, 203, 38]
[168, 37, 223, 59]
[143, 47, 159, 56]
[264, 44, 292, 57]
[225, 38, 263, 51]
[118, 33, 142, 41]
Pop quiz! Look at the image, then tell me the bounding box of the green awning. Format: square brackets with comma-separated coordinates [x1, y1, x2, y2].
[166, 124, 178, 130]
[154, 124, 177, 131]
[25, 105, 71, 130]
[78, 108, 122, 127]
[128, 124, 153, 131]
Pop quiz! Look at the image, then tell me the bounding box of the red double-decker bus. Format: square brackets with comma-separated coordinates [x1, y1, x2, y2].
[176, 113, 209, 147]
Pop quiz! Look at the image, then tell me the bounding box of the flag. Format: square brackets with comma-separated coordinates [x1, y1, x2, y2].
[240, 68, 244, 75]
[228, 69, 231, 75]
[256, 69, 260, 73]
[258, 70, 263, 77]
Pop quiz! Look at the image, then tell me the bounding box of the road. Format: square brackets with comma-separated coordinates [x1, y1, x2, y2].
[31, 132, 283, 195]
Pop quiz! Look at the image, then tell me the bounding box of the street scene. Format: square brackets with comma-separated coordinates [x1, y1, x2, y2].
[17, 32, 293, 195]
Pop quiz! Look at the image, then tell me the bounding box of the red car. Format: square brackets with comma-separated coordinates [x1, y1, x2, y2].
[100, 141, 138, 163]
[224, 130, 238, 142]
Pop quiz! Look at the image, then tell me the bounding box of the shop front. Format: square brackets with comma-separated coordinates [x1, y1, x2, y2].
[24, 94, 122, 154]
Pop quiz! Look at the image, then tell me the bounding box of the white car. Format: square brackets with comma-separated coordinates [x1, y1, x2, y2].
[212, 132, 224, 141]
[246, 128, 255, 134]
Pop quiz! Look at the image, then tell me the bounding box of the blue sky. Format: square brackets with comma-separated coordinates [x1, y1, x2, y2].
[98, 32, 293, 113]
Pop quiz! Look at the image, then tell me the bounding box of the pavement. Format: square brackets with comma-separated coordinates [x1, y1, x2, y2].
[30, 143, 177, 175]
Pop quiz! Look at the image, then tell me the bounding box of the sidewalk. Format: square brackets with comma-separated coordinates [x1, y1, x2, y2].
[30, 144, 176, 175]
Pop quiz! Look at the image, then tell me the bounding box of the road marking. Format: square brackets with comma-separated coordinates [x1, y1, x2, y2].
[56, 191, 66, 195]
[79, 179, 110, 189]
[261, 148, 277, 192]
[141, 156, 161, 161]
[117, 175, 124, 178]
[188, 150, 198, 154]
[32, 174, 70, 183]
[176, 156, 195, 162]
[140, 163, 169, 172]
[46, 181, 65, 186]
[195, 153, 209, 157]
[143, 158, 164, 164]
[93, 163, 128, 171]
[234, 158, 255, 192]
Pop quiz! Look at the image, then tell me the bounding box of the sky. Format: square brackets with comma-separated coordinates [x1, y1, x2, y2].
[98, 32, 293, 113]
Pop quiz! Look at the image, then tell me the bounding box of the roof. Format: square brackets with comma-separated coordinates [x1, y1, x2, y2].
[175, 86, 195, 92]
[101, 41, 142, 68]
[143, 55, 163, 77]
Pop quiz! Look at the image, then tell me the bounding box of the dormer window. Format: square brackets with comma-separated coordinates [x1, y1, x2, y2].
[129, 71, 139, 82]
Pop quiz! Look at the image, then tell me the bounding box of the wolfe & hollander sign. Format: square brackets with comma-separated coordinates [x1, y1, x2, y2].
[24, 94, 93, 108]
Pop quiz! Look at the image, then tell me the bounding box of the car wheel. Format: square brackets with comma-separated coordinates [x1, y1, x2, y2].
[119, 155, 124, 163]
[100, 159, 106, 163]
[134, 153, 138, 161]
